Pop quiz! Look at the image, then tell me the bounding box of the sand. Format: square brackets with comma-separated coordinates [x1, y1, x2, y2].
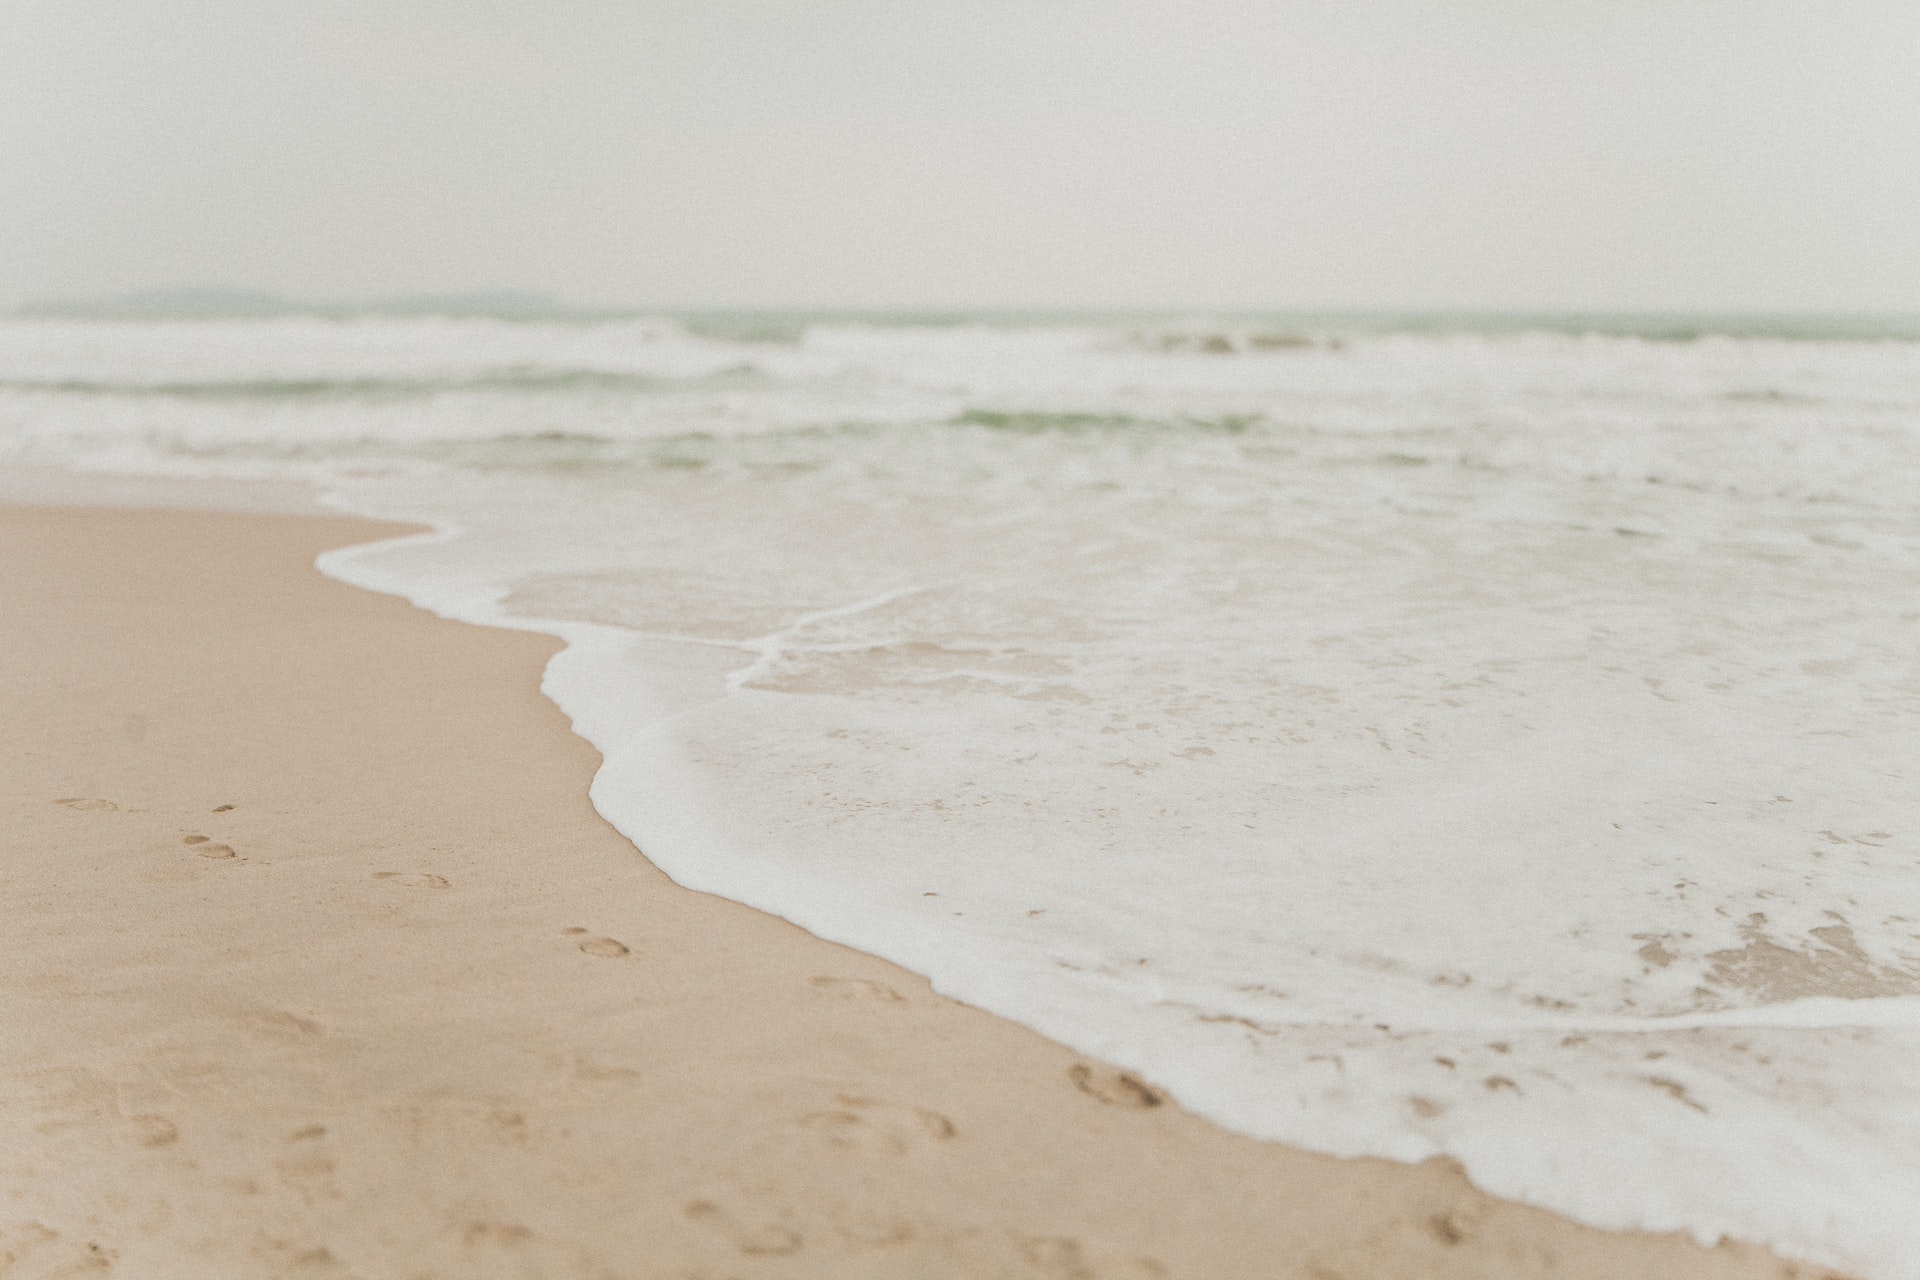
[0, 502, 1839, 1280]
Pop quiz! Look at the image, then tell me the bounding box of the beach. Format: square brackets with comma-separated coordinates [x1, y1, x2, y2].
[0, 498, 1834, 1278]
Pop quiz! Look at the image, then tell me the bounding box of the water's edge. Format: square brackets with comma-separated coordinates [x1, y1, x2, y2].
[305, 487, 1883, 1280]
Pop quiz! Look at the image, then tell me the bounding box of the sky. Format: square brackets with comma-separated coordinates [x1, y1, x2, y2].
[3, 0, 1918, 312]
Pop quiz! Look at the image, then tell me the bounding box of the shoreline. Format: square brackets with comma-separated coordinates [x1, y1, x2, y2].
[0, 500, 1838, 1278]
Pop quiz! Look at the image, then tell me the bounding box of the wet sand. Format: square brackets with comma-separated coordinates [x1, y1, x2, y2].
[0, 502, 1839, 1279]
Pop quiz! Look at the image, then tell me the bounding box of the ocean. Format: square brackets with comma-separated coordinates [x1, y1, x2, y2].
[4, 309, 1918, 1277]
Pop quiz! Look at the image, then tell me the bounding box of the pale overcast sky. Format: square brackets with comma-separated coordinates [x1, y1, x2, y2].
[3, 0, 1917, 311]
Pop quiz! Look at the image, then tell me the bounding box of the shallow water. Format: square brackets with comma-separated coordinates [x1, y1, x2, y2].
[5, 312, 1919, 1277]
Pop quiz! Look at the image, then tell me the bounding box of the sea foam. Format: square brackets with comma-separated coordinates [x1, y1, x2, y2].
[5, 312, 1919, 1277]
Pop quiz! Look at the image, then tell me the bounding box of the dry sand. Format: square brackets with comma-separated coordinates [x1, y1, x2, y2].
[0, 503, 1841, 1280]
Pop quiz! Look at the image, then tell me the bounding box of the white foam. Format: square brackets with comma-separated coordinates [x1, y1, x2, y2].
[7, 315, 1920, 1277]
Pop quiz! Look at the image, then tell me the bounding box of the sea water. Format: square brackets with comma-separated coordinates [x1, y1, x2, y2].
[4, 311, 1919, 1277]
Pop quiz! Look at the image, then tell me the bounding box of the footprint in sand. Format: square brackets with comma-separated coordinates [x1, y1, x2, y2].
[1067, 1063, 1165, 1110]
[683, 1201, 802, 1257]
[0, 1224, 116, 1276]
[797, 1095, 955, 1155]
[807, 975, 906, 1002]
[560, 928, 630, 957]
[372, 871, 451, 889]
[53, 797, 117, 811]
[1426, 1201, 1491, 1247]
[184, 836, 240, 860]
